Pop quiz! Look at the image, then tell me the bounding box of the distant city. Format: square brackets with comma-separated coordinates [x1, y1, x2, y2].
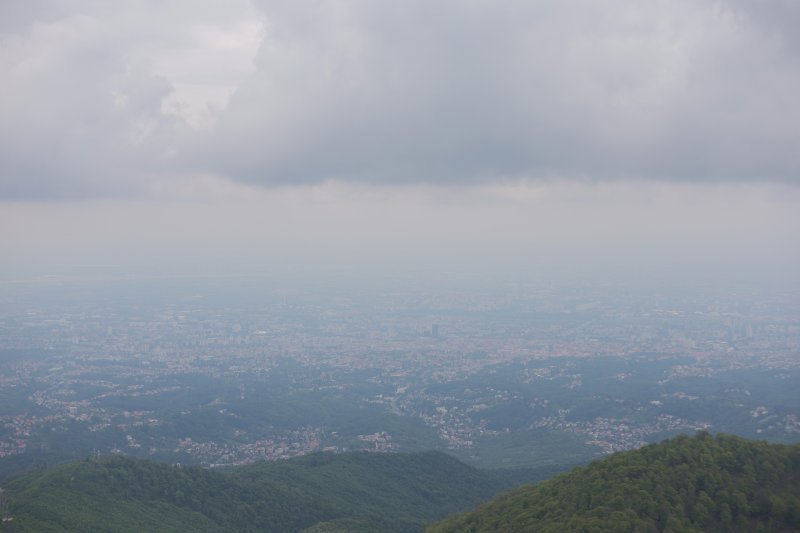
[1, 279, 798, 472]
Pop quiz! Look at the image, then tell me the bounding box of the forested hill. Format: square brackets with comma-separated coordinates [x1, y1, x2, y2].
[4, 434, 798, 532]
[429, 433, 800, 532]
[0, 451, 510, 532]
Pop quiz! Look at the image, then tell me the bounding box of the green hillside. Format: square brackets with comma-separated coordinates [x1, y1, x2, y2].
[5, 433, 797, 532]
[0, 451, 508, 532]
[429, 432, 800, 532]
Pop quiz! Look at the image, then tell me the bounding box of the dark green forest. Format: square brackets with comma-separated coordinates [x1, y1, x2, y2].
[2, 433, 799, 532]
[429, 432, 800, 532]
[0, 451, 511, 532]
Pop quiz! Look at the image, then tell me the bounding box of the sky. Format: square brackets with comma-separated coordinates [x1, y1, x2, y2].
[1, 0, 799, 285]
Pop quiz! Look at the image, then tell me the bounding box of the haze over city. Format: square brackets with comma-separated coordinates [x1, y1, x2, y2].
[2, 3, 800, 531]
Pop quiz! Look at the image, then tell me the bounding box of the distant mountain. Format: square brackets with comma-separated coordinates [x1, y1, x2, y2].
[428, 432, 800, 532]
[0, 451, 513, 532]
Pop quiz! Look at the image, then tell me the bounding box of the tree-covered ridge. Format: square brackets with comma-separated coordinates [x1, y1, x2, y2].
[429, 433, 800, 532]
[0, 450, 508, 532]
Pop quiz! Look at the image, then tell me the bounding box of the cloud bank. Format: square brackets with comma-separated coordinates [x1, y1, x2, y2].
[1, 1, 799, 200]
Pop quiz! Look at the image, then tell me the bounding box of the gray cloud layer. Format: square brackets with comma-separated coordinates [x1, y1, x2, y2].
[2, 1, 799, 199]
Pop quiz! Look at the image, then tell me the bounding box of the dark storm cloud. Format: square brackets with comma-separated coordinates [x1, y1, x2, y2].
[199, 0, 800, 187]
[1, 1, 799, 200]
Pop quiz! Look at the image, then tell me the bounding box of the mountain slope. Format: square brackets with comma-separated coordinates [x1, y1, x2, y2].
[0, 451, 508, 532]
[429, 432, 800, 532]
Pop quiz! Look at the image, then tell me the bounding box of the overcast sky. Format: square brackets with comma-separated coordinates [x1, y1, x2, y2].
[1, 1, 798, 284]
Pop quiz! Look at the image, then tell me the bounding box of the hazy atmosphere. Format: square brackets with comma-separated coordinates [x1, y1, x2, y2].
[1, 0, 799, 282]
[2, 4, 800, 531]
